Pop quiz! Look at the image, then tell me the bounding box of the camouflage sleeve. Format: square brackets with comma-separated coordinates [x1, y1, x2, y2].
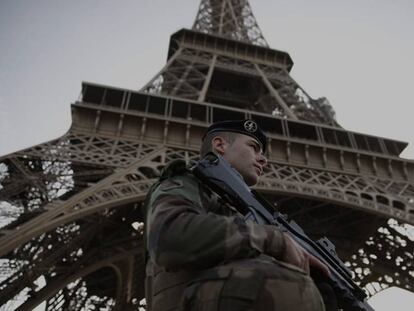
[146, 173, 285, 270]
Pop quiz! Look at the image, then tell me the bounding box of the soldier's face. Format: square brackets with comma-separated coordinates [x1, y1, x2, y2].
[219, 134, 267, 186]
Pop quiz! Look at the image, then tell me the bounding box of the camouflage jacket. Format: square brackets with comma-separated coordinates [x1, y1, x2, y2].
[144, 160, 323, 311]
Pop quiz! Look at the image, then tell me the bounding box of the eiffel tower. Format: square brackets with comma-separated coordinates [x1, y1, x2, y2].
[1, 0, 413, 310]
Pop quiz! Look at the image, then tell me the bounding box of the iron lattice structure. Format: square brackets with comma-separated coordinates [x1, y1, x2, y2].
[1, 0, 413, 309]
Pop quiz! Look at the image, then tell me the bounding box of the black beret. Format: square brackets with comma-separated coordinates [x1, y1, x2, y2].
[203, 119, 267, 153]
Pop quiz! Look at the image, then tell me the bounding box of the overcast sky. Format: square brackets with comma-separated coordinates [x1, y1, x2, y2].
[1, 0, 413, 309]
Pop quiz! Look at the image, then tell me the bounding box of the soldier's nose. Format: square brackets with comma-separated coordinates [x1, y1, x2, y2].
[258, 154, 267, 167]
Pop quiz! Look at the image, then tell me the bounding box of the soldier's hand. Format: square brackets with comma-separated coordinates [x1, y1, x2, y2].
[281, 233, 330, 277]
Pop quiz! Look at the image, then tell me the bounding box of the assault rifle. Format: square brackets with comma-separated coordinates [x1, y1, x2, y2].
[192, 153, 374, 311]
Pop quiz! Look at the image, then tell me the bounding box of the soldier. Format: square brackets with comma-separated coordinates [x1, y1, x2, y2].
[145, 119, 331, 311]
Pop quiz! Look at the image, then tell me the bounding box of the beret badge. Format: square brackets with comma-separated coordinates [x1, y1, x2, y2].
[244, 120, 257, 133]
[203, 119, 267, 152]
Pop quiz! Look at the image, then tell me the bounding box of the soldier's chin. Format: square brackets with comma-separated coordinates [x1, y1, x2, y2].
[245, 174, 258, 186]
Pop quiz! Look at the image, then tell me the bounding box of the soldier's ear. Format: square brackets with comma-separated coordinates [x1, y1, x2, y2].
[211, 136, 227, 155]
